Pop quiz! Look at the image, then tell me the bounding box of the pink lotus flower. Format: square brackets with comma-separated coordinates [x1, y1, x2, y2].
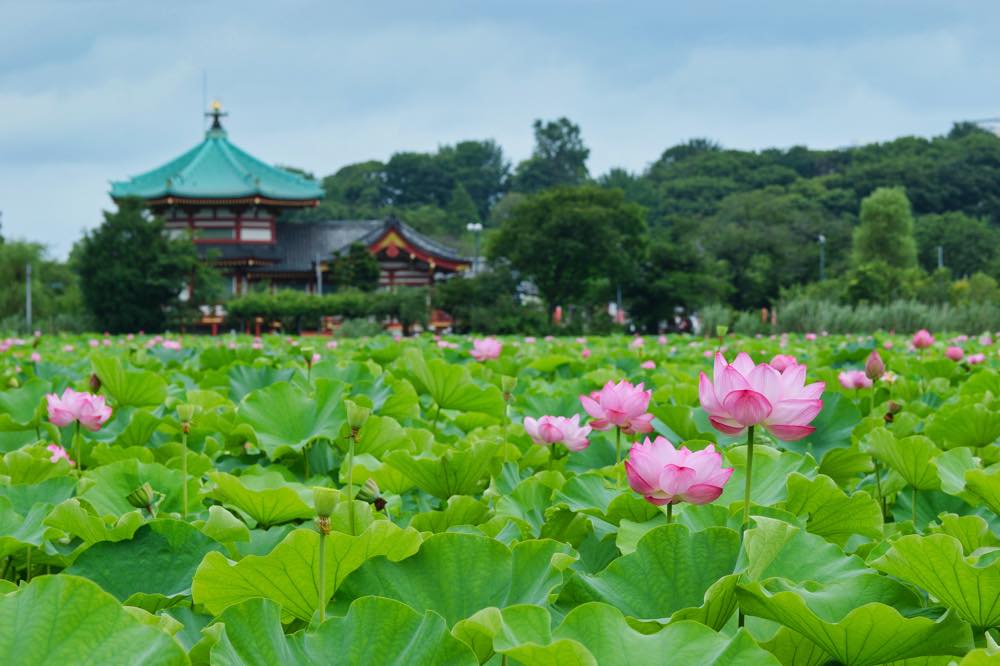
[524, 336, 536, 344]
[805, 333, 817, 341]
[162, 340, 182, 350]
[437, 340, 458, 350]
[470, 337, 502, 362]
[838, 370, 872, 390]
[630, 337, 645, 349]
[581, 348, 591, 359]
[769, 354, 797, 373]
[46, 388, 112, 432]
[46, 444, 74, 466]
[640, 360, 656, 370]
[883, 340, 894, 350]
[699, 352, 824, 441]
[946, 346, 964, 362]
[30, 352, 41, 363]
[580, 380, 654, 435]
[88, 339, 99, 348]
[326, 340, 338, 349]
[523, 414, 591, 451]
[625, 436, 733, 506]
[62, 345, 74, 353]
[980, 334, 993, 347]
[865, 351, 885, 380]
[657, 335, 668, 345]
[912, 329, 935, 349]
[575, 337, 586, 344]
[311, 353, 321, 364]
[968, 353, 986, 365]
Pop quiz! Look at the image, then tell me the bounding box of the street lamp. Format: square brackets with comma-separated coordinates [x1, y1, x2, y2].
[466, 222, 483, 275]
[817, 234, 826, 282]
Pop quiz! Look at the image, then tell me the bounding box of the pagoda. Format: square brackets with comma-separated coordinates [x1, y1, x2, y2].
[110, 103, 470, 297]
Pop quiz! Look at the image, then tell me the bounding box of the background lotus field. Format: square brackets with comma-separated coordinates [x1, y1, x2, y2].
[1, 332, 1000, 664]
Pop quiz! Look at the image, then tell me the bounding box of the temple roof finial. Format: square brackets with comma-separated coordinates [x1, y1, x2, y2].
[205, 100, 228, 132]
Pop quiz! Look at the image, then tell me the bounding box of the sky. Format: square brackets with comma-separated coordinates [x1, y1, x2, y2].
[2, 1, 999, 258]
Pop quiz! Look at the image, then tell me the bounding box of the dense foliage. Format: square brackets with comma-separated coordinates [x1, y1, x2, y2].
[0, 331, 999, 663]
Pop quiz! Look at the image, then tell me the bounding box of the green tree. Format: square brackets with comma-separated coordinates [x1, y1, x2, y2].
[0, 241, 85, 330]
[72, 198, 215, 333]
[438, 140, 510, 218]
[489, 185, 645, 312]
[852, 187, 918, 269]
[445, 183, 480, 235]
[329, 242, 380, 292]
[914, 212, 999, 277]
[512, 118, 590, 193]
[385, 152, 453, 207]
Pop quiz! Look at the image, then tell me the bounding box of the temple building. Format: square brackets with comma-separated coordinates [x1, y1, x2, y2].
[110, 103, 471, 296]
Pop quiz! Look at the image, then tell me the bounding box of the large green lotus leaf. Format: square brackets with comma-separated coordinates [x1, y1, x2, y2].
[227, 364, 295, 402]
[237, 379, 345, 458]
[385, 441, 499, 500]
[192, 520, 422, 621]
[0, 475, 76, 514]
[783, 473, 882, 546]
[409, 495, 492, 533]
[928, 513, 1000, 554]
[197, 505, 251, 546]
[759, 626, 832, 666]
[338, 532, 575, 625]
[92, 354, 168, 408]
[494, 477, 555, 536]
[0, 575, 186, 665]
[44, 498, 144, 545]
[738, 517, 869, 585]
[964, 465, 1000, 515]
[0, 378, 49, 430]
[399, 348, 505, 417]
[452, 604, 564, 664]
[864, 428, 940, 490]
[549, 605, 780, 666]
[80, 459, 200, 517]
[350, 414, 412, 458]
[209, 596, 477, 666]
[736, 577, 971, 666]
[207, 471, 313, 528]
[0, 495, 54, 557]
[801, 392, 860, 459]
[67, 519, 224, 608]
[560, 524, 740, 625]
[0, 448, 73, 484]
[718, 445, 816, 507]
[550, 472, 619, 519]
[377, 376, 421, 421]
[926, 403, 1000, 449]
[934, 447, 980, 501]
[873, 533, 1000, 629]
[818, 446, 873, 487]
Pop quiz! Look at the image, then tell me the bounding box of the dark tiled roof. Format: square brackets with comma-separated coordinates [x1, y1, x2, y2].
[199, 219, 470, 274]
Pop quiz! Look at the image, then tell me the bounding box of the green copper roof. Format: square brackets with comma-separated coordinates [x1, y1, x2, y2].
[110, 122, 323, 202]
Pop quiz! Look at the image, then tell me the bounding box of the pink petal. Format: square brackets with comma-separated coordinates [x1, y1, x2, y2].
[722, 389, 772, 426]
[766, 424, 816, 441]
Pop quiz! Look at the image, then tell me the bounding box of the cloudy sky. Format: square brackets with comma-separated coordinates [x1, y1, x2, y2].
[2, 1, 998, 257]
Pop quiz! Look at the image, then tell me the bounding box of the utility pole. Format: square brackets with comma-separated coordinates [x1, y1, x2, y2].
[937, 245, 944, 270]
[818, 234, 826, 281]
[314, 254, 323, 295]
[25, 263, 32, 329]
[466, 222, 483, 275]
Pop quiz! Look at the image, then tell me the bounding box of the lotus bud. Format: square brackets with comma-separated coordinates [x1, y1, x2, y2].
[716, 325, 728, 338]
[177, 403, 196, 423]
[88, 373, 102, 393]
[345, 400, 371, 430]
[127, 482, 155, 510]
[301, 346, 316, 366]
[865, 351, 885, 381]
[314, 486, 337, 518]
[501, 376, 517, 394]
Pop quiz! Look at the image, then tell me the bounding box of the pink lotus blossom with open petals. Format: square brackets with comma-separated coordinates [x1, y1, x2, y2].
[626, 436, 733, 506]
[523, 414, 591, 451]
[912, 329, 935, 349]
[699, 352, 824, 442]
[946, 346, 964, 361]
[838, 370, 872, 390]
[470, 337, 502, 362]
[46, 444, 74, 466]
[769, 354, 798, 373]
[580, 380, 654, 435]
[968, 353, 986, 365]
[46, 388, 112, 431]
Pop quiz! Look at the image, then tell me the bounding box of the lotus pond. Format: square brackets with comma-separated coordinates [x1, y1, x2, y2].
[0, 331, 998, 665]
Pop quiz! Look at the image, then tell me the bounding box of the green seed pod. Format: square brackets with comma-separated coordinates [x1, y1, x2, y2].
[314, 486, 338, 518]
[127, 482, 155, 509]
[345, 400, 371, 429]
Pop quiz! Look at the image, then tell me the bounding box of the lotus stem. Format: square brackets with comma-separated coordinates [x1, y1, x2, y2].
[666, 503, 673, 524]
[74, 421, 81, 474]
[615, 427, 623, 489]
[317, 527, 327, 624]
[873, 458, 885, 519]
[304, 442, 310, 481]
[181, 428, 188, 520]
[347, 432, 356, 535]
[742, 425, 755, 532]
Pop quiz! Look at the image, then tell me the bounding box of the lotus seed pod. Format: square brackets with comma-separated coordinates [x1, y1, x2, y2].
[177, 403, 196, 423]
[314, 486, 337, 517]
[345, 400, 371, 429]
[127, 482, 155, 509]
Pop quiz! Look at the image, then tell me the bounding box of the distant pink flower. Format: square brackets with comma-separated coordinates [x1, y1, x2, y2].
[946, 346, 964, 362]
[805, 333, 817, 341]
[703, 350, 714, 358]
[326, 340, 338, 349]
[126, 333, 135, 341]
[640, 360, 656, 370]
[524, 336, 536, 344]
[581, 348, 591, 359]
[523, 414, 591, 451]
[471, 338, 502, 361]
[438, 340, 458, 349]
[30, 352, 40, 363]
[575, 337, 586, 344]
[769, 354, 797, 373]
[883, 340, 894, 350]
[252, 341, 263, 350]
[657, 335, 668, 345]
[102, 339, 111, 347]
[88, 339, 99, 348]
[980, 334, 993, 347]
[545, 335, 555, 342]
[630, 337, 644, 349]
[838, 370, 872, 390]
[699, 352, 824, 442]
[626, 436, 733, 506]
[968, 353, 986, 365]
[311, 353, 321, 364]
[62, 345, 74, 353]
[912, 329, 935, 349]
[580, 380, 654, 435]
[46, 388, 112, 432]
[46, 444, 74, 466]
[162, 340, 182, 350]
[953, 335, 969, 344]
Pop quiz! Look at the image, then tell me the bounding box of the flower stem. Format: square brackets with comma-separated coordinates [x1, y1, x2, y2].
[742, 426, 755, 533]
[873, 459, 885, 519]
[181, 429, 189, 520]
[347, 434, 356, 535]
[74, 422, 82, 474]
[24, 547, 30, 582]
[317, 528, 327, 624]
[666, 503, 673, 524]
[615, 427, 623, 489]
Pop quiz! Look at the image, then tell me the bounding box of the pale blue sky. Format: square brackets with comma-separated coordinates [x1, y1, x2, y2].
[2, 1, 999, 256]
